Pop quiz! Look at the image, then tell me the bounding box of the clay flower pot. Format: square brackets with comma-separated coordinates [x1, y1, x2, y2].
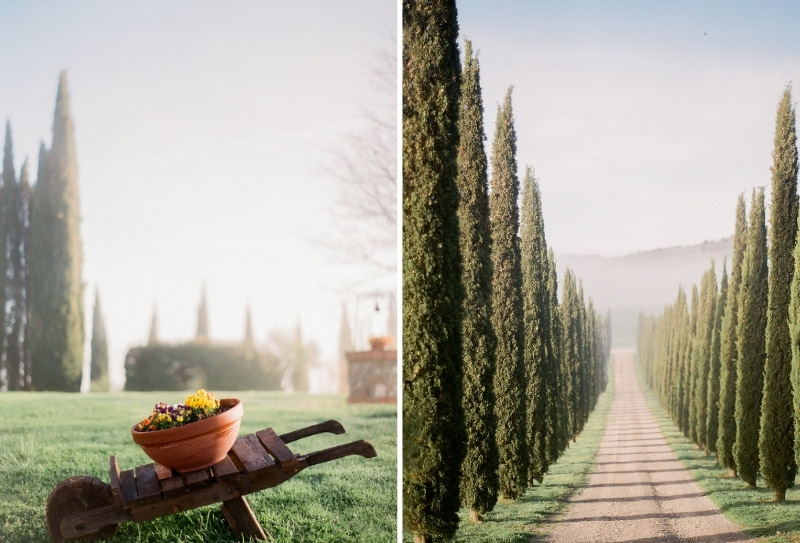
[369, 336, 390, 351]
[131, 398, 243, 472]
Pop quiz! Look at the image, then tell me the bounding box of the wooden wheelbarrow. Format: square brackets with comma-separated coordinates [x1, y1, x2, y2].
[46, 419, 376, 542]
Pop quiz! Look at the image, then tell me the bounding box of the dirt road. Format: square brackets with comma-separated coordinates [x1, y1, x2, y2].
[547, 348, 753, 543]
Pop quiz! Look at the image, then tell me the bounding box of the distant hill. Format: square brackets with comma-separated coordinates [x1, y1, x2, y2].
[556, 238, 733, 348]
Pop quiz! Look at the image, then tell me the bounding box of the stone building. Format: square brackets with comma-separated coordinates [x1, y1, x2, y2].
[346, 337, 397, 403]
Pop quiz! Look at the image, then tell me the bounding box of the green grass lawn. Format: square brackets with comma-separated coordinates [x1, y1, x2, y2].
[403, 363, 616, 543]
[639, 369, 800, 543]
[0, 391, 396, 543]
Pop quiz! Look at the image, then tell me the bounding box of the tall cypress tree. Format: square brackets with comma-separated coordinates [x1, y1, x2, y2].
[734, 188, 768, 487]
[671, 288, 690, 432]
[490, 87, 527, 500]
[456, 39, 498, 521]
[691, 264, 716, 448]
[586, 300, 598, 410]
[762, 85, 799, 501]
[243, 305, 255, 353]
[148, 306, 159, 345]
[30, 72, 84, 391]
[402, 1, 465, 540]
[718, 194, 747, 474]
[706, 263, 727, 455]
[574, 278, 587, 437]
[2, 122, 14, 389]
[562, 269, 582, 440]
[541, 251, 558, 473]
[520, 166, 549, 485]
[196, 284, 210, 342]
[90, 287, 109, 392]
[680, 286, 699, 437]
[19, 159, 31, 390]
[547, 249, 567, 460]
[4, 144, 26, 392]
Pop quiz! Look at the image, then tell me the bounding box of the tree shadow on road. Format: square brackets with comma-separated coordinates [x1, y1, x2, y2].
[612, 531, 753, 543]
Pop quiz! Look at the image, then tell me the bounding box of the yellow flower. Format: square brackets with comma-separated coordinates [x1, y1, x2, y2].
[185, 389, 219, 410]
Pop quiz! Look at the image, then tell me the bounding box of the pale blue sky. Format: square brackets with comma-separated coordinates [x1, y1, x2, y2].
[457, 1, 800, 256]
[0, 1, 396, 390]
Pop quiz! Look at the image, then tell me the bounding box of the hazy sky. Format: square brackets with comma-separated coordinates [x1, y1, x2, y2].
[0, 1, 396, 391]
[457, 1, 800, 257]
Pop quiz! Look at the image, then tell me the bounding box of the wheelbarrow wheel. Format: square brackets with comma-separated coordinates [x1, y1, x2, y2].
[46, 476, 119, 542]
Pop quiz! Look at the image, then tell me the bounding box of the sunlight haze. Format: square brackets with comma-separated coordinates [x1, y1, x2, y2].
[0, 1, 396, 391]
[458, 0, 800, 256]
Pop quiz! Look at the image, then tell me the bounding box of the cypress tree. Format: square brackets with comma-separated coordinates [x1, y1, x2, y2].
[520, 166, 549, 485]
[243, 305, 255, 353]
[706, 263, 727, 454]
[5, 149, 26, 392]
[90, 287, 109, 392]
[30, 72, 84, 391]
[691, 264, 716, 448]
[602, 311, 612, 392]
[196, 284, 210, 342]
[1, 121, 13, 389]
[762, 85, 799, 501]
[672, 288, 690, 433]
[586, 300, 597, 410]
[402, 1, 465, 539]
[790, 181, 800, 481]
[148, 306, 159, 345]
[576, 282, 587, 429]
[490, 87, 527, 500]
[562, 269, 581, 440]
[337, 303, 352, 394]
[594, 308, 606, 406]
[734, 188, 768, 487]
[679, 286, 699, 437]
[718, 194, 747, 474]
[548, 249, 567, 459]
[20, 159, 31, 390]
[456, 39, 498, 520]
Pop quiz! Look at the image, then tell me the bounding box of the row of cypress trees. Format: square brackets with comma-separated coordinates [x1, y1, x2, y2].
[403, 2, 610, 540]
[639, 85, 799, 502]
[0, 72, 105, 392]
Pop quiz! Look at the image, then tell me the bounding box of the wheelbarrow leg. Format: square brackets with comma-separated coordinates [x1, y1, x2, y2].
[221, 496, 269, 541]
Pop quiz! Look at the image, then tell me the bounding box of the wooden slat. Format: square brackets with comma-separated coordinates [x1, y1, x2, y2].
[183, 468, 210, 490]
[160, 474, 185, 498]
[154, 463, 173, 481]
[257, 428, 297, 467]
[118, 469, 138, 505]
[212, 455, 240, 482]
[231, 435, 273, 474]
[245, 434, 275, 471]
[134, 464, 162, 504]
[129, 479, 240, 523]
[109, 456, 122, 508]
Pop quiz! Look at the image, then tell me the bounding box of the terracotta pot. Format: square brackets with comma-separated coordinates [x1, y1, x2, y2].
[369, 336, 389, 351]
[131, 398, 243, 472]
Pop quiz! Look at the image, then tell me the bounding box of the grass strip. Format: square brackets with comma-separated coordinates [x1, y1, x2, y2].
[403, 361, 616, 543]
[638, 368, 800, 543]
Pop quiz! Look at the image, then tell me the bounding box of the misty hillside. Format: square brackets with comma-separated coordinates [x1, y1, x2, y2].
[556, 237, 733, 348]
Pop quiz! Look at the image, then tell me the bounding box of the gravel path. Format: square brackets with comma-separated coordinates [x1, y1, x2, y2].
[547, 348, 753, 543]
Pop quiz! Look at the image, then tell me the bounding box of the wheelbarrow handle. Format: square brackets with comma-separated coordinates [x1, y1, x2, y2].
[279, 419, 345, 444]
[305, 440, 377, 466]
